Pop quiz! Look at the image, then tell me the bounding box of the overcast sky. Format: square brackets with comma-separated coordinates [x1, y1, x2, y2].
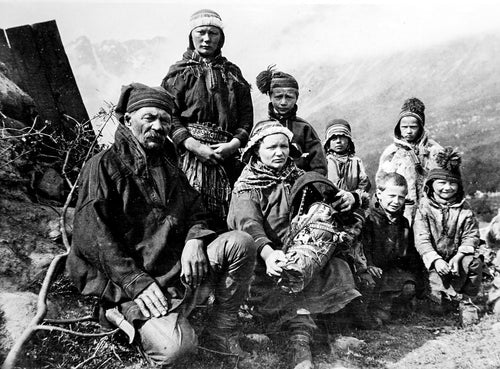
[1, 0, 499, 141]
[1, 0, 500, 67]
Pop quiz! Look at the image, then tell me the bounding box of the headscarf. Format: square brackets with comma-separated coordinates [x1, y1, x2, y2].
[242, 119, 300, 163]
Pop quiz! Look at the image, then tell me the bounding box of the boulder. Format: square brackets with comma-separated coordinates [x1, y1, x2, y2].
[331, 335, 366, 352]
[0, 291, 60, 351]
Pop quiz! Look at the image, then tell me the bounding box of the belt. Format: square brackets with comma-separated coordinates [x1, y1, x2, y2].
[187, 122, 232, 144]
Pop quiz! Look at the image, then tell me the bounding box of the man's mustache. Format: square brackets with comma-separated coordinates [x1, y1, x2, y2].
[145, 131, 166, 140]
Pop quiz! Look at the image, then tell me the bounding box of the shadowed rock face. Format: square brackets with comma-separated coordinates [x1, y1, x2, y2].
[0, 194, 67, 354]
[0, 71, 37, 127]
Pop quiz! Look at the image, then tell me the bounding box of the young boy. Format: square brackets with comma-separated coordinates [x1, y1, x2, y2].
[360, 172, 422, 324]
[324, 118, 371, 195]
[255, 66, 327, 175]
[413, 147, 482, 317]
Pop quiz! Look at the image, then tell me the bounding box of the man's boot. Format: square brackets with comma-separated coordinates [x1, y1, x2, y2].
[290, 330, 313, 369]
[349, 297, 379, 330]
[201, 309, 249, 359]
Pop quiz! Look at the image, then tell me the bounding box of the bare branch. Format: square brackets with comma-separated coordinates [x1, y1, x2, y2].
[43, 316, 95, 324]
[36, 325, 119, 338]
[1, 110, 113, 369]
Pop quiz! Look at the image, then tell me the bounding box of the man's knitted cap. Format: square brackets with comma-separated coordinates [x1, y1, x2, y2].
[189, 9, 224, 32]
[256, 66, 299, 95]
[323, 119, 355, 154]
[115, 83, 174, 123]
[242, 120, 298, 162]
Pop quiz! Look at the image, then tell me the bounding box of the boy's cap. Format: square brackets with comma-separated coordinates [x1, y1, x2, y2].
[427, 167, 461, 183]
[395, 97, 425, 139]
[242, 120, 299, 162]
[189, 9, 224, 32]
[323, 118, 355, 154]
[115, 83, 175, 124]
[325, 119, 352, 140]
[427, 147, 462, 183]
[398, 97, 425, 125]
[256, 66, 299, 96]
[425, 147, 464, 199]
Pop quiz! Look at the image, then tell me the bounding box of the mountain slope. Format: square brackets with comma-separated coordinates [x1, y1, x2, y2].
[65, 33, 500, 191]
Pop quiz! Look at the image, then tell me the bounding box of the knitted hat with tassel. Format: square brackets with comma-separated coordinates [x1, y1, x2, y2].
[395, 97, 425, 138]
[256, 65, 299, 96]
[425, 146, 464, 198]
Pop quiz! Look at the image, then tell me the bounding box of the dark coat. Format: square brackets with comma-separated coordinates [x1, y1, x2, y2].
[162, 50, 253, 147]
[362, 195, 420, 272]
[267, 103, 327, 176]
[66, 124, 215, 304]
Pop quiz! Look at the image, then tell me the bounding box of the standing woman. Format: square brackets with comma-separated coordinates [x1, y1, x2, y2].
[162, 9, 253, 231]
[377, 97, 442, 225]
[228, 120, 360, 369]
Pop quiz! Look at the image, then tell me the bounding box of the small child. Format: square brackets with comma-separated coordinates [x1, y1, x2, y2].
[377, 97, 443, 225]
[324, 119, 371, 195]
[360, 172, 423, 324]
[255, 66, 327, 175]
[414, 147, 482, 317]
[321, 119, 375, 328]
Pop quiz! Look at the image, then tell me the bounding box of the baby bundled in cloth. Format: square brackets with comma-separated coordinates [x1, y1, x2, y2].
[413, 147, 483, 320]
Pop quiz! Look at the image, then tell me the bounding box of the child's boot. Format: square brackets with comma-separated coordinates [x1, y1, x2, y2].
[459, 298, 480, 327]
[290, 330, 313, 369]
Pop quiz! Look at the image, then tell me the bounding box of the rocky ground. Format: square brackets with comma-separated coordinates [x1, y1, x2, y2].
[1, 192, 500, 369]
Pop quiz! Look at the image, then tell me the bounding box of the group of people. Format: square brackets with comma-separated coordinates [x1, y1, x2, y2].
[65, 9, 484, 369]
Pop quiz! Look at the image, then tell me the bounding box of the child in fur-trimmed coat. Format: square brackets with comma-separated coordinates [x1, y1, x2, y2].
[377, 97, 442, 225]
[413, 147, 482, 318]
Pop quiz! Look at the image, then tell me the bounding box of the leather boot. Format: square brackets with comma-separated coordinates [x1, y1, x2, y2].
[290, 332, 313, 369]
[349, 298, 379, 330]
[201, 311, 249, 359]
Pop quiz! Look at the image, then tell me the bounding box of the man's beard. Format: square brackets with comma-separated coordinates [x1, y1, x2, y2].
[143, 135, 165, 152]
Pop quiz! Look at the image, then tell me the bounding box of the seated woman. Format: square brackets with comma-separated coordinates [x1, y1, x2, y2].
[227, 120, 360, 369]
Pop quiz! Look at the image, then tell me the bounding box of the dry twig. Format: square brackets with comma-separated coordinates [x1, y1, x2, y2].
[1, 110, 114, 369]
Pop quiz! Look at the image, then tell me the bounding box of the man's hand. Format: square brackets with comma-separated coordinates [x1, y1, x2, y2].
[261, 247, 287, 277]
[211, 138, 240, 160]
[358, 271, 376, 288]
[434, 258, 450, 276]
[331, 190, 355, 212]
[184, 137, 222, 164]
[448, 252, 465, 276]
[367, 265, 383, 279]
[181, 239, 208, 288]
[134, 283, 169, 318]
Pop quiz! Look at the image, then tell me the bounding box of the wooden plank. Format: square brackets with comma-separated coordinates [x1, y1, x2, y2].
[32, 20, 89, 129]
[0, 28, 22, 85]
[5, 24, 60, 126]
